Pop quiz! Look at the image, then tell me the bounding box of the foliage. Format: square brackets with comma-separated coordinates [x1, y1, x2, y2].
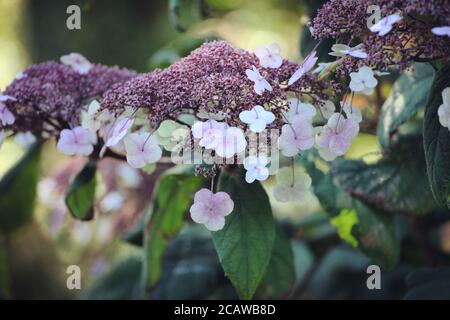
[377, 63, 435, 149]
[212, 168, 276, 299]
[0, 142, 41, 233]
[65, 160, 97, 221]
[142, 172, 204, 289]
[423, 65, 450, 209]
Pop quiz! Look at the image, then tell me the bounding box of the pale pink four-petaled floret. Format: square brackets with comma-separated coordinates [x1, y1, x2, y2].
[0, 95, 16, 127]
[57, 126, 97, 156]
[316, 113, 359, 161]
[254, 43, 283, 69]
[190, 188, 234, 231]
[278, 118, 315, 157]
[124, 132, 162, 169]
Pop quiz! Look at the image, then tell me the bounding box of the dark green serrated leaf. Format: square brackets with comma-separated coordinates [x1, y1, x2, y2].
[259, 226, 295, 299]
[300, 152, 400, 270]
[0, 142, 41, 233]
[212, 168, 276, 300]
[405, 267, 450, 299]
[423, 64, 450, 209]
[330, 135, 436, 215]
[377, 63, 435, 149]
[65, 160, 97, 221]
[142, 173, 204, 289]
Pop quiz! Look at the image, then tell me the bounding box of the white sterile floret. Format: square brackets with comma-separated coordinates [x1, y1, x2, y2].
[288, 51, 318, 86]
[243, 155, 270, 183]
[239, 105, 275, 133]
[329, 44, 368, 59]
[438, 87, 450, 129]
[349, 66, 378, 95]
[215, 127, 247, 159]
[105, 117, 134, 147]
[124, 131, 162, 169]
[60, 53, 92, 74]
[14, 131, 36, 148]
[315, 113, 359, 161]
[318, 100, 336, 119]
[245, 66, 273, 95]
[189, 188, 234, 231]
[0, 95, 16, 126]
[432, 26, 450, 37]
[254, 43, 283, 69]
[341, 101, 362, 123]
[278, 118, 315, 157]
[370, 14, 402, 36]
[57, 126, 97, 156]
[284, 98, 316, 122]
[192, 119, 228, 149]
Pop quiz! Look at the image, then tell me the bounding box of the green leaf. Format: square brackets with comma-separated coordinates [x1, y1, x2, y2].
[65, 160, 97, 221]
[300, 152, 400, 270]
[0, 245, 11, 299]
[405, 268, 450, 299]
[142, 173, 204, 289]
[153, 224, 233, 300]
[330, 209, 359, 247]
[377, 63, 435, 149]
[212, 168, 276, 300]
[259, 227, 295, 299]
[423, 64, 450, 209]
[0, 142, 41, 233]
[169, 0, 205, 32]
[82, 256, 143, 300]
[330, 135, 436, 215]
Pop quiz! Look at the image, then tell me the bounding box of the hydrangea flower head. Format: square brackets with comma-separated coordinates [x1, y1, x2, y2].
[190, 188, 234, 231]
